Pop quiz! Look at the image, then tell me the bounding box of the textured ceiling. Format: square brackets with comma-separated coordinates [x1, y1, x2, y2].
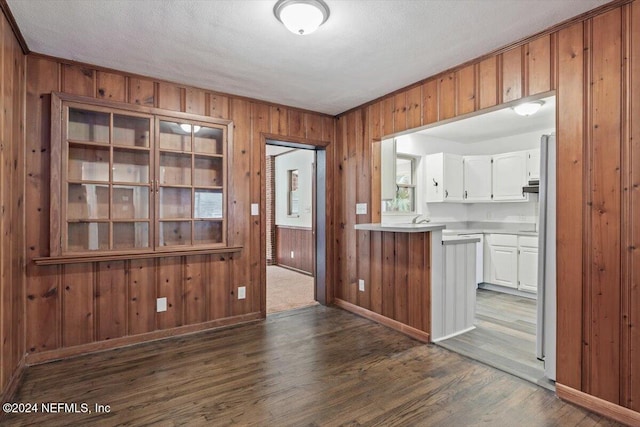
[8, 0, 606, 115]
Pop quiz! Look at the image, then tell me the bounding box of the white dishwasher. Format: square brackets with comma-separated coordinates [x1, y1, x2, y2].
[460, 234, 483, 286]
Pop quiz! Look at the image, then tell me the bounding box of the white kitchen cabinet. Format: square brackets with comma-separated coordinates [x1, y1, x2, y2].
[518, 236, 538, 293]
[425, 153, 463, 202]
[492, 151, 527, 201]
[483, 233, 539, 294]
[527, 149, 540, 182]
[463, 155, 492, 202]
[486, 234, 518, 289]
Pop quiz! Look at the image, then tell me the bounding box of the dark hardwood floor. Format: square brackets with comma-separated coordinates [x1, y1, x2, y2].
[3, 305, 620, 426]
[436, 289, 551, 389]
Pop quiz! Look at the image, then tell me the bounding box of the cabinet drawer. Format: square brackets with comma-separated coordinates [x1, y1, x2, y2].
[518, 236, 538, 248]
[487, 233, 517, 247]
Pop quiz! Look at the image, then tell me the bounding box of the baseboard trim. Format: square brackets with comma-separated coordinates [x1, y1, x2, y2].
[274, 263, 313, 276]
[25, 312, 264, 366]
[1, 357, 26, 404]
[334, 299, 430, 343]
[556, 383, 640, 426]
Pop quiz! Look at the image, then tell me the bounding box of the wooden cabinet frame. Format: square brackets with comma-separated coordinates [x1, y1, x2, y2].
[47, 92, 234, 261]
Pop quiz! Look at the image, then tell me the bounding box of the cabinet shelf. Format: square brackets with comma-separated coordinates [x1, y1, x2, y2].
[34, 246, 243, 265]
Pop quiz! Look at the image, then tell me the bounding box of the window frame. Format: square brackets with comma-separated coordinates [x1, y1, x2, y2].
[391, 154, 417, 213]
[287, 169, 300, 217]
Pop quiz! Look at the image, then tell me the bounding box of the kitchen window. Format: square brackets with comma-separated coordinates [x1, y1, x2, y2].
[384, 155, 416, 213]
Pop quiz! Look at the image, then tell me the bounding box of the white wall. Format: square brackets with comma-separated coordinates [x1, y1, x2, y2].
[275, 149, 314, 227]
[396, 128, 554, 156]
[467, 200, 539, 224]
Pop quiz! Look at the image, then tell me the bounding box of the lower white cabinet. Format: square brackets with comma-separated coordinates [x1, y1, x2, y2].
[483, 233, 538, 294]
[484, 234, 518, 289]
[517, 236, 538, 293]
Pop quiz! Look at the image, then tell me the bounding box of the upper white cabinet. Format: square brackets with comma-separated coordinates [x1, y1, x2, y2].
[526, 148, 540, 182]
[492, 151, 527, 201]
[463, 155, 492, 202]
[425, 153, 463, 202]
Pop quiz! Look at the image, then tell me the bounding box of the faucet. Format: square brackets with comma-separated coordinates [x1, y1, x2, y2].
[412, 214, 431, 224]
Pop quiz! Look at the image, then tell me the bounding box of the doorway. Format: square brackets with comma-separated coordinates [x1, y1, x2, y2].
[264, 140, 325, 314]
[380, 94, 556, 389]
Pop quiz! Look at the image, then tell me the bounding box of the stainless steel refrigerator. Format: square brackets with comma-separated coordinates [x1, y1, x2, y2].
[536, 133, 556, 381]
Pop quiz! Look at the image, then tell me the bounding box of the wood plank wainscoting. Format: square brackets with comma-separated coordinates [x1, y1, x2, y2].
[275, 225, 314, 275]
[333, 1, 640, 424]
[0, 4, 26, 404]
[22, 55, 335, 368]
[335, 230, 431, 342]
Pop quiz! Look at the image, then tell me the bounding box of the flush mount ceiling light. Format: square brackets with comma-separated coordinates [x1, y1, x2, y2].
[179, 124, 201, 133]
[274, 0, 330, 36]
[512, 101, 545, 117]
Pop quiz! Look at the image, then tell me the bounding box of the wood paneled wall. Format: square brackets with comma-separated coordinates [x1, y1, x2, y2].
[334, 0, 640, 417]
[0, 7, 25, 401]
[275, 226, 313, 275]
[24, 55, 334, 362]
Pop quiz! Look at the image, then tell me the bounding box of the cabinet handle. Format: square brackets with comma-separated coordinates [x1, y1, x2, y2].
[445, 190, 449, 198]
[464, 190, 468, 199]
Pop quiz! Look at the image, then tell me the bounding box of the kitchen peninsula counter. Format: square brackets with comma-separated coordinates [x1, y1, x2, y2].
[354, 223, 446, 233]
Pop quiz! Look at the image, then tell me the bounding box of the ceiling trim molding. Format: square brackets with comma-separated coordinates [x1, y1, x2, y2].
[337, 0, 631, 118]
[0, 0, 29, 54]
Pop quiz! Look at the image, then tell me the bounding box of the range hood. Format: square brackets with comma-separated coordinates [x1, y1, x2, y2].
[523, 179, 539, 193]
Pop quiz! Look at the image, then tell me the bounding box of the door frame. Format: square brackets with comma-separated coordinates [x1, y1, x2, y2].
[261, 133, 331, 315]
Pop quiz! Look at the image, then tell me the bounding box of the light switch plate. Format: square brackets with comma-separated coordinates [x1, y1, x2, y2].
[156, 297, 167, 312]
[358, 279, 365, 292]
[251, 203, 259, 216]
[290, 251, 295, 259]
[356, 203, 367, 215]
[238, 286, 246, 300]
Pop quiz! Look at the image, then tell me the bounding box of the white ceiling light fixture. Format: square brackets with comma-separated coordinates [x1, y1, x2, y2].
[274, 0, 330, 36]
[179, 124, 201, 133]
[512, 101, 545, 117]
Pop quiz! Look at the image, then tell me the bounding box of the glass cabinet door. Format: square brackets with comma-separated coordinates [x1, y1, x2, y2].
[64, 105, 152, 252]
[157, 119, 225, 248]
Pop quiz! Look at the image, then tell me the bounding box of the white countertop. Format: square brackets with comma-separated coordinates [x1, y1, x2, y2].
[354, 223, 447, 233]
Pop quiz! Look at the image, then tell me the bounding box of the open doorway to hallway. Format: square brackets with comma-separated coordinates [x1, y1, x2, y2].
[266, 144, 319, 314]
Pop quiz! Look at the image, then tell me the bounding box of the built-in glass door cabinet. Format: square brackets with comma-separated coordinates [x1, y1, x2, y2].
[50, 94, 229, 257]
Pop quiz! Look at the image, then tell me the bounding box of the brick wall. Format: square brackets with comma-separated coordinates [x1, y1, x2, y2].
[266, 155, 276, 265]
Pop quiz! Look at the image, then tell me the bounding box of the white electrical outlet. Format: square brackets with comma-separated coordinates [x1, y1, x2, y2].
[356, 203, 367, 215]
[238, 286, 246, 300]
[251, 203, 259, 216]
[358, 279, 365, 292]
[156, 297, 167, 312]
[290, 251, 295, 258]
